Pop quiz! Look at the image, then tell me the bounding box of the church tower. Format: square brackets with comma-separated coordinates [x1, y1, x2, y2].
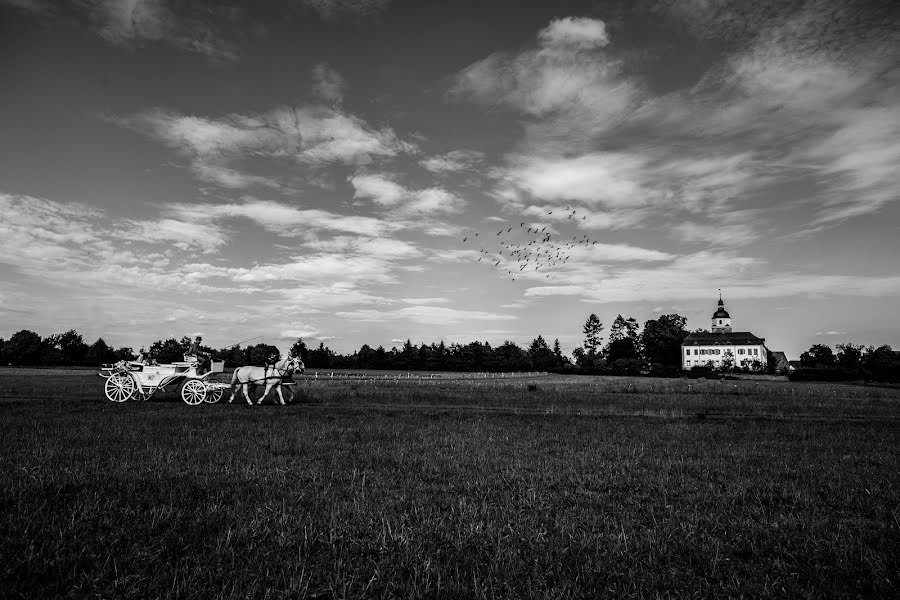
[711, 292, 732, 333]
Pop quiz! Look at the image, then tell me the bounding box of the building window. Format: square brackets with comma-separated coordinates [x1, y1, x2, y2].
[686, 360, 691, 366]
[694, 349, 698, 355]
[738, 349, 745, 355]
[686, 349, 690, 356]
[753, 348, 758, 355]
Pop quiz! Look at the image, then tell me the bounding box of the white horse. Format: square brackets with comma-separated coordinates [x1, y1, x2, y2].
[228, 356, 304, 405]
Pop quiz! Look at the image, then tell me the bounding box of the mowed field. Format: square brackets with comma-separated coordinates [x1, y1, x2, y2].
[1, 368, 898, 599]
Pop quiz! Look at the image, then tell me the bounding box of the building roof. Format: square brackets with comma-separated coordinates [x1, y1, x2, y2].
[711, 296, 730, 319]
[769, 351, 788, 363]
[682, 331, 765, 346]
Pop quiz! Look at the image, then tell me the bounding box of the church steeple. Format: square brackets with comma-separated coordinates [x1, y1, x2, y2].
[711, 290, 732, 333]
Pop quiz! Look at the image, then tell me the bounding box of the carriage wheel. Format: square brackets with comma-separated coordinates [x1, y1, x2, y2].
[181, 380, 207, 405]
[105, 372, 136, 402]
[204, 387, 223, 404]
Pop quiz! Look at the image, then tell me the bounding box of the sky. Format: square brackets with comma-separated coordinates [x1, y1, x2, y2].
[1, 0, 898, 359]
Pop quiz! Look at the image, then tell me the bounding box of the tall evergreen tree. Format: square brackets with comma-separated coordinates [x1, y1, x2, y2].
[582, 314, 603, 356]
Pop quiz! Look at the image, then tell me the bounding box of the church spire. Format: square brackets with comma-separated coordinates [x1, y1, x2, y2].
[711, 291, 732, 333]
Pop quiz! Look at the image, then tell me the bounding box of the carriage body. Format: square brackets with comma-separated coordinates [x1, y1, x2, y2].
[100, 358, 229, 404]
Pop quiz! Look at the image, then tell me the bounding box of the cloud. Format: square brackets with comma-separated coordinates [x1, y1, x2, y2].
[117, 218, 228, 253]
[335, 305, 517, 326]
[419, 150, 485, 173]
[672, 221, 759, 247]
[349, 173, 466, 217]
[449, 16, 637, 130]
[302, 235, 422, 260]
[401, 298, 451, 305]
[538, 17, 610, 50]
[520, 249, 900, 304]
[302, 0, 396, 21]
[312, 63, 347, 104]
[498, 152, 651, 208]
[19, 0, 240, 60]
[164, 198, 398, 238]
[113, 104, 414, 189]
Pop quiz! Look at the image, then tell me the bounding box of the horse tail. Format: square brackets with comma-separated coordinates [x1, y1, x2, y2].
[231, 367, 240, 387]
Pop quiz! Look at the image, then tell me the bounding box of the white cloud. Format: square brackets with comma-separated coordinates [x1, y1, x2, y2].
[419, 149, 484, 173]
[537, 17, 609, 50]
[521, 249, 900, 304]
[114, 104, 414, 190]
[165, 198, 398, 238]
[335, 305, 517, 325]
[401, 298, 451, 305]
[349, 173, 466, 217]
[117, 218, 228, 253]
[450, 17, 637, 127]
[349, 173, 407, 206]
[500, 152, 650, 208]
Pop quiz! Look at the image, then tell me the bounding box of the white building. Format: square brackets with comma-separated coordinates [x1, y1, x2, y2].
[681, 295, 768, 370]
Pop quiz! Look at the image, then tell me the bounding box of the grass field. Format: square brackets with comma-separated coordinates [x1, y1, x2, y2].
[1, 368, 898, 598]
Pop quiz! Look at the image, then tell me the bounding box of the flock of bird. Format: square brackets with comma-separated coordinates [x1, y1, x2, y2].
[461, 207, 598, 282]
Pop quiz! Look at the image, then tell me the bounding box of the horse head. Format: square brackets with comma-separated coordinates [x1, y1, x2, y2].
[290, 356, 305, 374]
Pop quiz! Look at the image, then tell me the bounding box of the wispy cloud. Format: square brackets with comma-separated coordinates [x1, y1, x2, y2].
[335, 305, 517, 326]
[164, 198, 399, 238]
[312, 62, 347, 105]
[419, 149, 485, 173]
[112, 104, 415, 190]
[349, 173, 466, 217]
[302, 0, 396, 21]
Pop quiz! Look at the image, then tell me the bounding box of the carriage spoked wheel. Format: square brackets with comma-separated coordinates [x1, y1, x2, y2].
[105, 372, 136, 402]
[180, 380, 207, 406]
[204, 386, 223, 404]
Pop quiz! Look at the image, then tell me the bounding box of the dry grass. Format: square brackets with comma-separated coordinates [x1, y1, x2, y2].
[1, 368, 898, 598]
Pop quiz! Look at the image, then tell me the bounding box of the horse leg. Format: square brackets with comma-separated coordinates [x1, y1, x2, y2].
[258, 382, 273, 405]
[242, 383, 253, 405]
[274, 383, 287, 405]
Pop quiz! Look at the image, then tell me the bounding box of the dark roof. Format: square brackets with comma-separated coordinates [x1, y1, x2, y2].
[712, 307, 730, 319]
[769, 351, 788, 363]
[682, 331, 765, 346]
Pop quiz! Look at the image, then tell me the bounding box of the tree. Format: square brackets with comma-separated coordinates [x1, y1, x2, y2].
[836, 343, 865, 371]
[607, 315, 640, 344]
[528, 335, 556, 371]
[86, 338, 116, 365]
[582, 314, 603, 357]
[572, 346, 585, 367]
[53, 329, 88, 365]
[800, 344, 836, 369]
[640, 314, 688, 368]
[2, 330, 44, 365]
[244, 343, 280, 365]
[863, 345, 900, 382]
[148, 338, 185, 364]
[606, 337, 640, 362]
[721, 350, 734, 372]
[289, 338, 310, 363]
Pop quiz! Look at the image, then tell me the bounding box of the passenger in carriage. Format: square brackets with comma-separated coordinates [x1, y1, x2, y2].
[186, 335, 209, 374]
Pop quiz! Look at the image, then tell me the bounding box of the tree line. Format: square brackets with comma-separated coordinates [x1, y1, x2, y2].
[287, 313, 691, 376]
[0, 313, 688, 373]
[7, 319, 895, 382]
[791, 343, 900, 383]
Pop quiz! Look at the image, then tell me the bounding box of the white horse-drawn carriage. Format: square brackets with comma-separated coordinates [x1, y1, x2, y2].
[100, 355, 304, 405]
[100, 357, 231, 405]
